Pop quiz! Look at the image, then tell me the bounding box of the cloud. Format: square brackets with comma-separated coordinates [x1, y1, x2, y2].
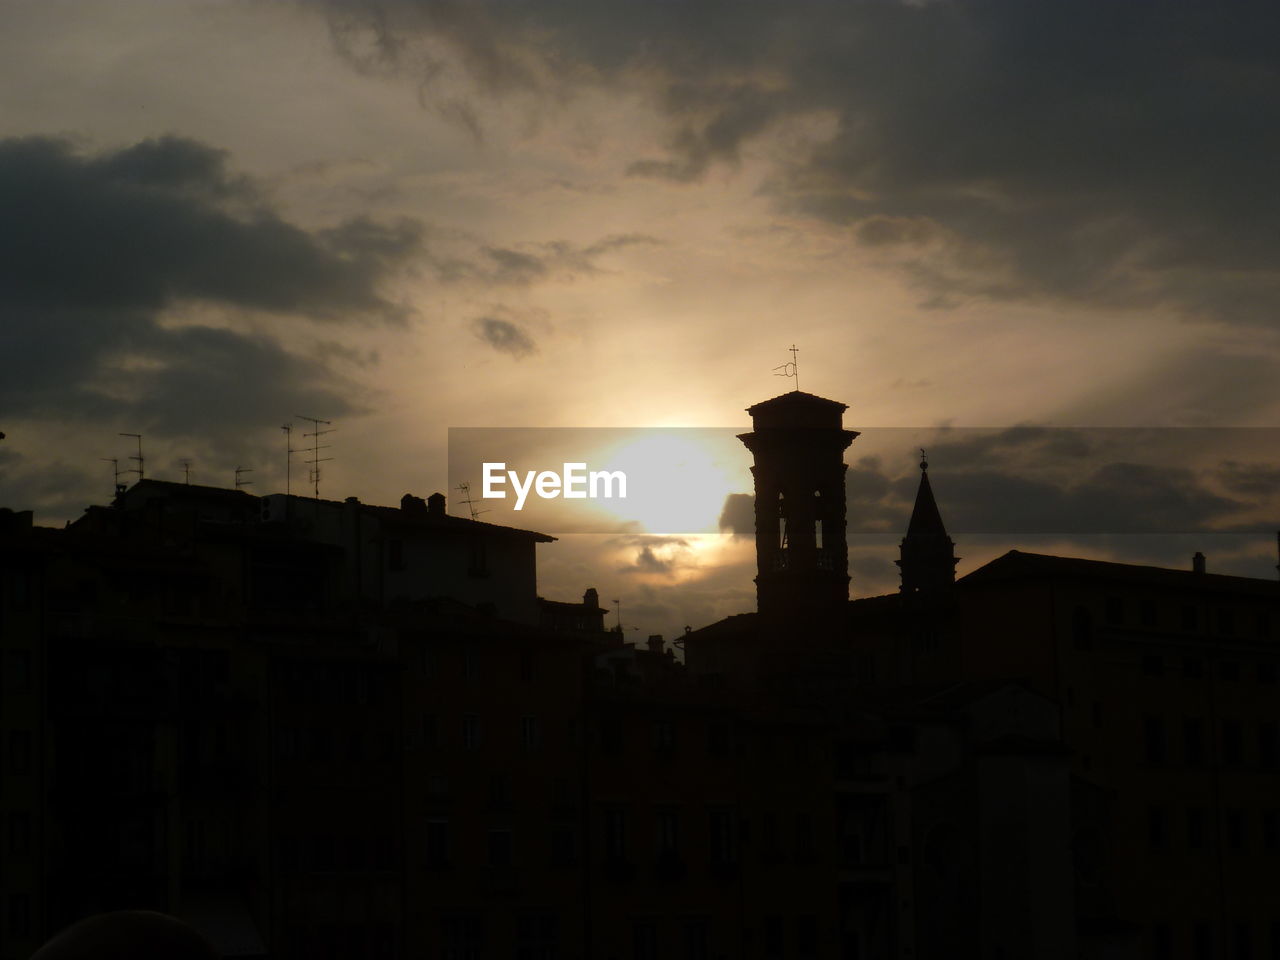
[317, 1, 1280, 327]
[472, 316, 537, 357]
[437, 234, 660, 286]
[0, 135, 421, 439]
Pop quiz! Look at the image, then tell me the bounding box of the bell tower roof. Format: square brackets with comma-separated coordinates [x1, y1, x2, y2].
[746, 391, 850, 429]
[906, 460, 948, 539]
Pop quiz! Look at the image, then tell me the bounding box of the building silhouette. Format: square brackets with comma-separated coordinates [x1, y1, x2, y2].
[1, 389, 1278, 959]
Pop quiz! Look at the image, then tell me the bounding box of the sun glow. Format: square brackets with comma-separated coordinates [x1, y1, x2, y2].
[592, 430, 746, 535]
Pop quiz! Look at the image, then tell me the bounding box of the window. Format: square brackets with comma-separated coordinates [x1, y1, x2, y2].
[1259, 722, 1279, 770]
[1152, 924, 1172, 960]
[1148, 806, 1167, 850]
[652, 720, 674, 752]
[551, 826, 577, 867]
[427, 774, 448, 801]
[1223, 720, 1243, 766]
[1262, 811, 1278, 853]
[1182, 605, 1198, 632]
[604, 807, 627, 862]
[515, 913, 558, 960]
[441, 914, 483, 960]
[655, 808, 679, 859]
[462, 715, 481, 750]
[1232, 921, 1252, 960]
[795, 812, 815, 862]
[387, 539, 404, 571]
[632, 919, 658, 960]
[463, 644, 479, 681]
[1187, 807, 1207, 850]
[488, 829, 512, 867]
[709, 807, 736, 865]
[796, 915, 818, 960]
[1073, 607, 1094, 650]
[1221, 661, 1240, 682]
[1227, 810, 1244, 850]
[8, 730, 31, 774]
[1143, 655, 1165, 677]
[3, 651, 31, 692]
[1192, 921, 1212, 960]
[1141, 600, 1158, 627]
[1105, 596, 1124, 624]
[763, 917, 784, 960]
[1144, 716, 1166, 764]
[1184, 658, 1205, 679]
[1184, 718, 1206, 766]
[425, 819, 450, 868]
[8, 812, 30, 856]
[707, 722, 731, 757]
[8, 893, 30, 941]
[521, 716, 540, 752]
[1218, 609, 1237, 637]
[761, 812, 781, 862]
[490, 775, 511, 811]
[683, 917, 709, 960]
[1259, 663, 1277, 684]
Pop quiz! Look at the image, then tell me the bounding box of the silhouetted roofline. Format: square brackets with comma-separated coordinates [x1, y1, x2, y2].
[122, 478, 259, 503]
[746, 390, 849, 415]
[268, 492, 557, 543]
[961, 549, 1280, 596]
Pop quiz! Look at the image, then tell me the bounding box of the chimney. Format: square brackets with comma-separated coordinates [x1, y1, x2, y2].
[647, 635, 665, 654]
[1192, 551, 1206, 575]
[584, 587, 600, 609]
[426, 492, 446, 516]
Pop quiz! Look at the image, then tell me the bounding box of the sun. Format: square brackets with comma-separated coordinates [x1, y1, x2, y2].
[591, 430, 745, 535]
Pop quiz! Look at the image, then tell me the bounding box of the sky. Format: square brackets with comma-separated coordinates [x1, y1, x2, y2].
[1, 0, 1278, 640]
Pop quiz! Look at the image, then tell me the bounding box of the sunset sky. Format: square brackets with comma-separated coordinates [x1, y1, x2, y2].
[2, 0, 1278, 639]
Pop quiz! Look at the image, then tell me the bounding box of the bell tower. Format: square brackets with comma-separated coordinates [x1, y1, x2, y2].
[897, 454, 958, 598]
[739, 391, 858, 625]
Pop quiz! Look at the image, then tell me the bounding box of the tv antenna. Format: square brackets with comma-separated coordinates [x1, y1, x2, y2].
[296, 415, 333, 499]
[456, 481, 488, 520]
[180, 459, 192, 484]
[282, 423, 298, 496]
[772, 344, 799, 392]
[119, 433, 144, 481]
[100, 458, 126, 497]
[234, 466, 253, 490]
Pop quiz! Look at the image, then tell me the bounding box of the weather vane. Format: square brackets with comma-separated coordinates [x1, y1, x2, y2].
[773, 344, 799, 391]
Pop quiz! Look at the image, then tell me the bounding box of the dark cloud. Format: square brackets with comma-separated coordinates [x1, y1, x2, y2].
[320, 0, 1280, 326]
[472, 316, 537, 358]
[720, 428, 1276, 540]
[718, 493, 753, 537]
[0, 135, 420, 440]
[440, 234, 659, 286]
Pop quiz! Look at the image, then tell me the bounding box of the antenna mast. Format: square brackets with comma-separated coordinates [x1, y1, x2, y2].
[180, 459, 192, 484]
[235, 466, 253, 490]
[100, 458, 126, 497]
[455, 482, 488, 520]
[118, 433, 144, 482]
[282, 423, 297, 497]
[295, 415, 334, 499]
